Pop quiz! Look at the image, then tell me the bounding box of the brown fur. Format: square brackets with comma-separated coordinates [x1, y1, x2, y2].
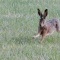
[33, 9, 60, 42]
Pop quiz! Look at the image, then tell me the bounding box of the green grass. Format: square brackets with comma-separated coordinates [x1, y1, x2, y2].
[0, 0, 60, 60]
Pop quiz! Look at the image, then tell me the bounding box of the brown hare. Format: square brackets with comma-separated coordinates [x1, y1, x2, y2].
[33, 8, 60, 42]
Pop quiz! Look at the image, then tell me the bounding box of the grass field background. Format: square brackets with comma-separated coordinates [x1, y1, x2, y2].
[0, 0, 60, 60]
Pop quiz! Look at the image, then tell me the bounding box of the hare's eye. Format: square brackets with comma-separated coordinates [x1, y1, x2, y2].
[42, 17, 43, 19]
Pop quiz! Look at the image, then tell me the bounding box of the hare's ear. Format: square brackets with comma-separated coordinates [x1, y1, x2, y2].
[44, 9, 48, 19]
[37, 8, 42, 17]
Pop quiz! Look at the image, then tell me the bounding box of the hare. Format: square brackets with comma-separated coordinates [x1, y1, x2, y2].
[33, 8, 60, 42]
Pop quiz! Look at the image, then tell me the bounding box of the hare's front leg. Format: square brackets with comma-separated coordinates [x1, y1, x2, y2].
[33, 33, 40, 39]
[40, 35, 46, 43]
[40, 31, 47, 43]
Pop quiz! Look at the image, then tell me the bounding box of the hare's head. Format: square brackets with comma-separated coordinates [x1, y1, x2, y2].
[37, 9, 48, 27]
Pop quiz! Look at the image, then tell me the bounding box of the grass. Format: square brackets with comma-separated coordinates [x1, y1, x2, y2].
[0, 0, 60, 60]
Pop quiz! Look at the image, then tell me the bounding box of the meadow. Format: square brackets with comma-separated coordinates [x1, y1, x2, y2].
[0, 0, 60, 60]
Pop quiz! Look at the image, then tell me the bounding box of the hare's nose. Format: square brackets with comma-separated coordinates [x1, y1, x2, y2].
[41, 23, 44, 27]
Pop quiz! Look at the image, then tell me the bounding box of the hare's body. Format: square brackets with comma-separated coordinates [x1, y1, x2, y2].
[33, 9, 60, 42]
[39, 19, 60, 35]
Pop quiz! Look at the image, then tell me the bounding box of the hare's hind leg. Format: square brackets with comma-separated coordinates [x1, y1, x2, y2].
[55, 21, 60, 32]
